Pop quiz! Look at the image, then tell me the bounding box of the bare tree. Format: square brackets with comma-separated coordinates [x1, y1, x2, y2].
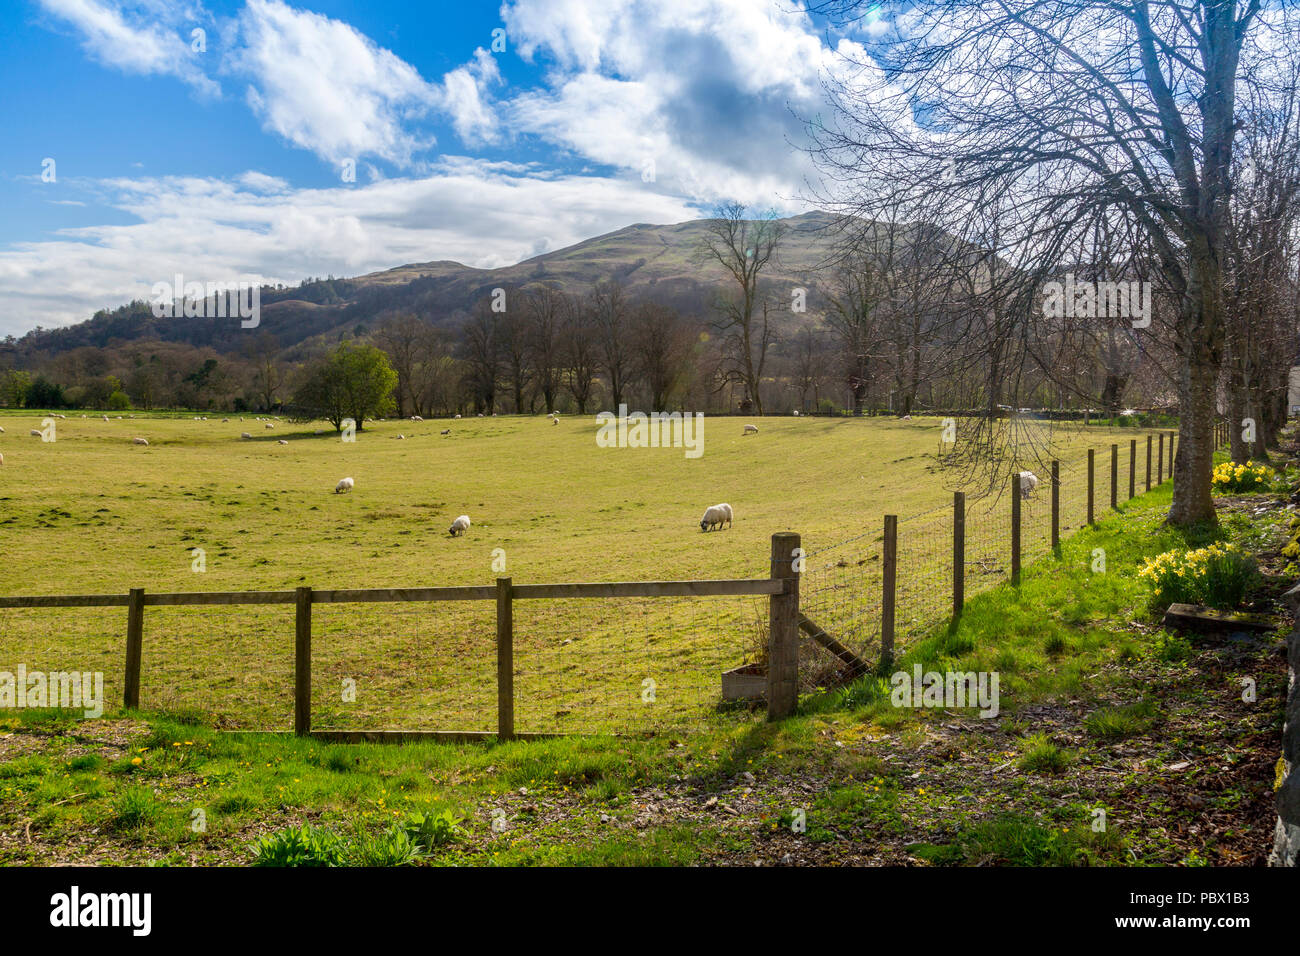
[697, 201, 784, 415]
[809, 0, 1284, 526]
[632, 302, 695, 411]
[591, 280, 634, 409]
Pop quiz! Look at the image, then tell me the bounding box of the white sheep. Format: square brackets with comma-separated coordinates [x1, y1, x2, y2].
[440, 429, 451, 436]
[699, 503, 733, 532]
[551, 417, 558, 426]
[449, 514, 471, 536]
[265, 423, 274, 429]
[0, 425, 5, 432]
[29, 429, 41, 437]
[0, 452, 4, 466]
[411, 415, 423, 422]
[102, 415, 109, 422]
[132, 437, 149, 446]
[241, 432, 252, 439]
[1019, 470, 1039, 499]
[743, 424, 758, 436]
[454, 414, 462, 419]
[792, 410, 799, 417]
[335, 477, 354, 494]
[277, 439, 288, 445]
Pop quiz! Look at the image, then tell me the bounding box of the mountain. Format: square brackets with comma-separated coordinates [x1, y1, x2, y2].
[6, 211, 854, 362]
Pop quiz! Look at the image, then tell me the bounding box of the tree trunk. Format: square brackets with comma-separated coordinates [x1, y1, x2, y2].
[1169, 348, 1219, 527]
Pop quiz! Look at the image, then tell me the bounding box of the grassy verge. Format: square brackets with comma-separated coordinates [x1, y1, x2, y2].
[0, 480, 1287, 866]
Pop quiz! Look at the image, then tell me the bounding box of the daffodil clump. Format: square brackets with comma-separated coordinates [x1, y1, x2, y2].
[1138, 542, 1260, 610]
[1211, 460, 1273, 493]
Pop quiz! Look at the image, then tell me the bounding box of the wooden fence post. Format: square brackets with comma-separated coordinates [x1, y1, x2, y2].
[767, 533, 801, 720]
[1011, 475, 1022, 586]
[1110, 443, 1118, 510]
[123, 588, 144, 710]
[1169, 433, 1176, 477]
[294, 586, 311, 736]
[1129, 439, 1136, 499]
[952, 492, 965, 620]
[497, 577, 515, 740]
[1146, 435, 1152, 491]
[1051, 460, 1060, 551]
[1158, 434, 1164, 484]
[1087, 448, 1095, 525]
[880, 518, 898, 670]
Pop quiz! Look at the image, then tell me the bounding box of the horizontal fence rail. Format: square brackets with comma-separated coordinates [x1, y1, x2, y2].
[0, 571, 798, 739]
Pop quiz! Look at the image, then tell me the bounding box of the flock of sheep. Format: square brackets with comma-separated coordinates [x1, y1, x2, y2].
[0, 412, 1043, 537]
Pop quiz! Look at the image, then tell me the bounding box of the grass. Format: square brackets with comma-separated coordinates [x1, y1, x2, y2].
[0, 410, 1136, 732]
[0, 412, 1282, 867]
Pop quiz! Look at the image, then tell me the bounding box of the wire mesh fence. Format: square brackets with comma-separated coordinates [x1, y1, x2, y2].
[799, 432, 1174, 670]
[0, 607, 123, 716]
[310, 602, 496, 733]
[511, 596, 755, 733]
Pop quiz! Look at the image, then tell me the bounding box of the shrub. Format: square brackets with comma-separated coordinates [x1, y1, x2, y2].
[404, 809, 463, 851]
[1211, 460, 1273, 493]
[1137, 542, 1259, 610]
[348, 825, 421, 867]
[251, 824, 348, 867]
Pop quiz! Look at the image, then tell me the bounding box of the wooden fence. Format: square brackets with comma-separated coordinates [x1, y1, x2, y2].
[0, 535, 804, 738]
[0, 427, 1194, 738]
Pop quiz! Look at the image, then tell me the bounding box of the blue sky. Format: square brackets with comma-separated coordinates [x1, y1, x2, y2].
[0, 0, 888, 336]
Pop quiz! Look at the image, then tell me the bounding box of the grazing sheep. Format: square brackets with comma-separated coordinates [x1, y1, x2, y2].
[102, 415, 109, 422]
[277, 439, 288, 445]
[241, 432, 252, 439]
[29, 429, 41, 437]
[1019, 470, 1039, 499]
[0, 425, 5, 432]
[411, 415, 423, 422]
[449, 514, 471, 536]
[396, 434, 406, 440]
[454, 414, 462, 419]
[551, 417, 558, 426]
[440, 429, 451, 436]
[792, 410, 799, 417]
[132, 437, 149, 446]
[0, 452, 4, 466]
[699, 504, 732, 532]
[265, 423, 274, 429]
[335, 477, 354, 494]
[743, 424, 758, 436]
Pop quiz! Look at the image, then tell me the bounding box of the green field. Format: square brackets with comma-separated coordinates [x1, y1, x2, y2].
[0, 411, 1162, 733]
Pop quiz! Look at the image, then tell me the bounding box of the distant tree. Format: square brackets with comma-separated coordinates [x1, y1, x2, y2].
[0, 370, 31, 407]
[460, 298, 503, 414]
[632, 302, 695, 411]
[522, 285, 567, 413]
[245, 331, 285, 413]
[25, 376, 65, 409]
[293, 342, 397, 431]
[591, 280, 634, 409]
[563, 294, 599, 413]
[698, 201, 784, 415]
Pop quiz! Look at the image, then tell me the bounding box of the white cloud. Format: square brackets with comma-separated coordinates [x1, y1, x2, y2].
[37, 0, 218, 95]
[0, 163, 700, 336]
[499, 0, 853, 209]
[229, 0, 441, 166]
